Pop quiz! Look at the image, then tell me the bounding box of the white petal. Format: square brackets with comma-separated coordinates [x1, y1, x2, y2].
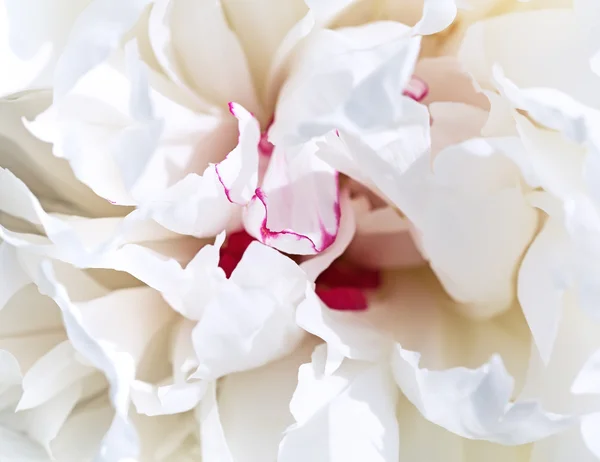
[214, 103, 261, 205]
[0, 350, 21, 387]
[279, 344, 399, 462]
[217, 337, 318, 462]
[0, 0, 90, 96]
[36, 262, 139, 462]
[303, 0, 354, 24]
[0, 242, 30, 311]
[573, 348, 600, 395]
[131, 380, 207, 417]
[77, 286, 175, 366]
[221, 0, 307, 101]
[16, 341, 93, 411]
[196, 381, 233, 462]
[296, 288, 391, 363]
[50, 405, 113, 462]
[24, 382, 82, 455]
[392, 345, 573, 444]
[149, 0, 260, 115]
[144, 169, 238, 238]
[396, 394, 533, 462]
[411, 0, 458, 35]
[581, 412, 600, 458]
[30, 44, 234, 208]
[0, 426, 48, 462]
[460, 9, 600, 107]
[191, 242, 306, 379]
[518, 216, 571, 363]
[396, 139, 538, 318]
[54, 0, 152, 96]
[272, 22, 420, 146]
[0, 91, 115, 217]
[429, 102, 488, 155]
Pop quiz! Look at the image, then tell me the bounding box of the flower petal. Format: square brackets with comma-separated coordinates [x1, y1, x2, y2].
[392, 345, 574, 445]
[54, 0, 152, 96]
[196, 381, 234, 462]
[395, 139, 539, 318]
[278, 344, 399, 462]
[299, 191, 355, 281]
[220, 0, 307, 101]
[460, 9, 600, 106]
[518, 215, 571, 363]
[36, 262, 139, 462]
[243, 143, 340, 255]
[131, 380, 207, 417]
[0, 0, 90, 96]
[148, 0, 260, 115]
[0, 90, 114, 217]
[16, 341, 93, 411]
[190, 242, 306, 379]
[214, 103, 261, 205]
[217, 337, 318, 462]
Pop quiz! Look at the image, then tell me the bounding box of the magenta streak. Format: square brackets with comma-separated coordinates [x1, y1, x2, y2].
[215, 164, 236, 204]
[215, 103, 249, 205]
[227, 101, 236, 116]
[403, 76, 429, 102]
[253, 186, 340, 254]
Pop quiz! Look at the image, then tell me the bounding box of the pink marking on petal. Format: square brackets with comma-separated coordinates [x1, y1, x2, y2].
[403, 76, 429, 102]
[258, 131, 274, 157]
[315, 286, 369, 311]
[108, 199, 116, 204]
[215, 165, 235, 203]
[335, 129, 340, 137]
[252, 183, 341, 254]
[228, 101, 236, 115]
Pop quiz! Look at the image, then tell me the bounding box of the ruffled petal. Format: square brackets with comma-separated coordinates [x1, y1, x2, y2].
[131, 380, 207, 417]
[36, 262, 139, 462]
[214, 103, 261, 205]
[148, 0, 260, 116]
[296, 287, 391, 365]
[271, 22, 422, 146]
[278, 344, 399, 462]
[53, 0, 153, 96]
[0, 0, 90, 96]
[30, 42, 236, 210]
[16, 341, 93, 411]
[0, 90, 115, 217]
[217, 337, 317, 462]
[190, 242, 307, 379]
[392, 345, 574, 445]
[395, 138, 539, 318]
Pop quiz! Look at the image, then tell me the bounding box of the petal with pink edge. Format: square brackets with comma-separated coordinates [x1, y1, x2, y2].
[243, 143, 340, 255]
[214, 103, 261, 205]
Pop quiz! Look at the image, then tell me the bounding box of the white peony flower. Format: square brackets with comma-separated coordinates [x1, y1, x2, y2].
[2, 0, 600, 461]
